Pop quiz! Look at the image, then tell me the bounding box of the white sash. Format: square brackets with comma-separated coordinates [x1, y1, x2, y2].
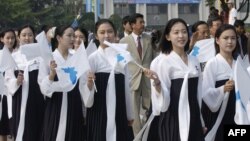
[133, 114, 155, 141]
[205, 93, 229, 141]
[106, 68, 117, 141]
[15, 62, 30, 141]
[16, 59, 40, 141]
[55, 92, 68, 141]
[178, 73, 190, 141]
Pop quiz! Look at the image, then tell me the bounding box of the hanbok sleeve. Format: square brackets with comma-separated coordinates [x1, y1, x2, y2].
[202, 59, 224, 112]
[79, 55, 96, 108]
[4, 69, 20, 96]
[124, 65, 134, 120]
[79, 71, 94, 108]
[153, 60, 171, 113]
[37, 59, 54, 97]
[38, 59, 63, 97]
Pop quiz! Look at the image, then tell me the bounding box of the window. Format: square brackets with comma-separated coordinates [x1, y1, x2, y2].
[178, 4, 199, 14]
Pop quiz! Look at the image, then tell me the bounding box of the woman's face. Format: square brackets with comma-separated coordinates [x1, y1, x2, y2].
[19, 27, 34, 45]
[167, 22, 188, 50]
[96, 23, 116, 48]
[216, 29, 237, 54]
[1, 31, 16, 49]
[74, 29, 86, 49]
[58, 27, 75, 50]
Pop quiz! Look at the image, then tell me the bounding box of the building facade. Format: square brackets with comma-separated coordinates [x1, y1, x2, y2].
[82, 0, 250, 27]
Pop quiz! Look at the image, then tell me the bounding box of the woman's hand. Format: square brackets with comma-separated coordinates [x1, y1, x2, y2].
[16, 71, 24, 85]
[143, 68, 161, 92]
[87, 72, 95, 90]
[49, 60, 57, 81]
[224, 80, 234, 93]
[128, 120, 134, 126]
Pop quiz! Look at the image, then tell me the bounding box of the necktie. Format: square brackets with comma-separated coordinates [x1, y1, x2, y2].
[137, 36, 142, 59]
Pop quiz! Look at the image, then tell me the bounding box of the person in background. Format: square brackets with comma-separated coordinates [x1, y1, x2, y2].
[81, 19, 134, 141]
[119, 15, 133, 40]
[226, 0, 237, 25]
[120, 13, 156, 136]
[38, 25, 86, 141]
[207, 15, 223, 38]
[189, 21, 210, 51]
[234, 20, 248, 58]
[151, 29, 161, 53]
[40, 25, 54, 48]
[202, 24, 237, 141]
[74, 27, 89, 49]
[0, 28, 17, 141]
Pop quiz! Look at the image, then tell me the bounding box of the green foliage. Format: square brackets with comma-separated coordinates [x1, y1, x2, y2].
[109, 14, 122, 34]
[79, 12, 95, 32]
[0, 0, 31, 27]
[205, 0, 216, 7]
[0, 0, 96, 33]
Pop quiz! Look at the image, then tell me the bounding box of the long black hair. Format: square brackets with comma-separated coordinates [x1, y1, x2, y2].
[158, 18, 190, 54]
[51, 25, 72, 51]
[0, 28, 17, 49]
[214, 24, 239, 59]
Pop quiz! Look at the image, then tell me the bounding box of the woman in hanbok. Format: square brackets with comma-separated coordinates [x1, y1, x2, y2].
[38, 25, 85, 141]
[80, 19, 134, 141]
[149, 18, 205, 141]
[5, 25, 45, 141]
[202, 24, 237, 141]
[70, 27, 89, 54]
[144, 53, 165, 141]
[0, 28, 17, 141]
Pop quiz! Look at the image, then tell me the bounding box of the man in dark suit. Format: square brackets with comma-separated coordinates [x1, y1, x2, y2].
[119, 15, 132, 40]
[234, 20, 248, 58]
[120, 13, 155, 136]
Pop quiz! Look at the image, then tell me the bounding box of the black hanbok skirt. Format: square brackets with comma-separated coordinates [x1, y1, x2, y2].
[0, 95, 10, 135]
[11, 70, 45, 140]
[159, 77, 204, 141]
[86, 72, 133, 141]
[41, 81, 85, 141]
[201, 79, 236, 141]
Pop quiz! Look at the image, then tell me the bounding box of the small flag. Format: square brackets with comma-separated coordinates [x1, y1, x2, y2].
[35, 31, 53, 65]
[189, 38, 215, 63]
[20, 43, 41, 61]
[71, 18, 79, 29]
[86, 39, 97, 56]
[0, 46, 17, 72]
[104, 40, 133, 67]
[56, 41, 90, 92]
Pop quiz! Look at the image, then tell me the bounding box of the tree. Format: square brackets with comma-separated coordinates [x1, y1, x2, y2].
[0, 0, 31, 28]
[205, 0, 216, 8]
[109, 14, 122, 34]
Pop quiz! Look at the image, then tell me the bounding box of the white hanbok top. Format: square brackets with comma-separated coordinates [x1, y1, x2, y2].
[79, 46, 133, 120]
[202, 53, 235, 112]
[153, 51, 201, 113]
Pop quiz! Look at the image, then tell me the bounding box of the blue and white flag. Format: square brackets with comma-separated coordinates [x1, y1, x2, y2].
[104, 40, 133, 67]
[71, 19, 79, 29]
[56, 41, 90, 92]
[35, 31, 53, 65]
[86, 39, 97, 56]
[189, 38, 215, 63]
[0, 46, 17, 72]
[234, 56, 250, 125]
